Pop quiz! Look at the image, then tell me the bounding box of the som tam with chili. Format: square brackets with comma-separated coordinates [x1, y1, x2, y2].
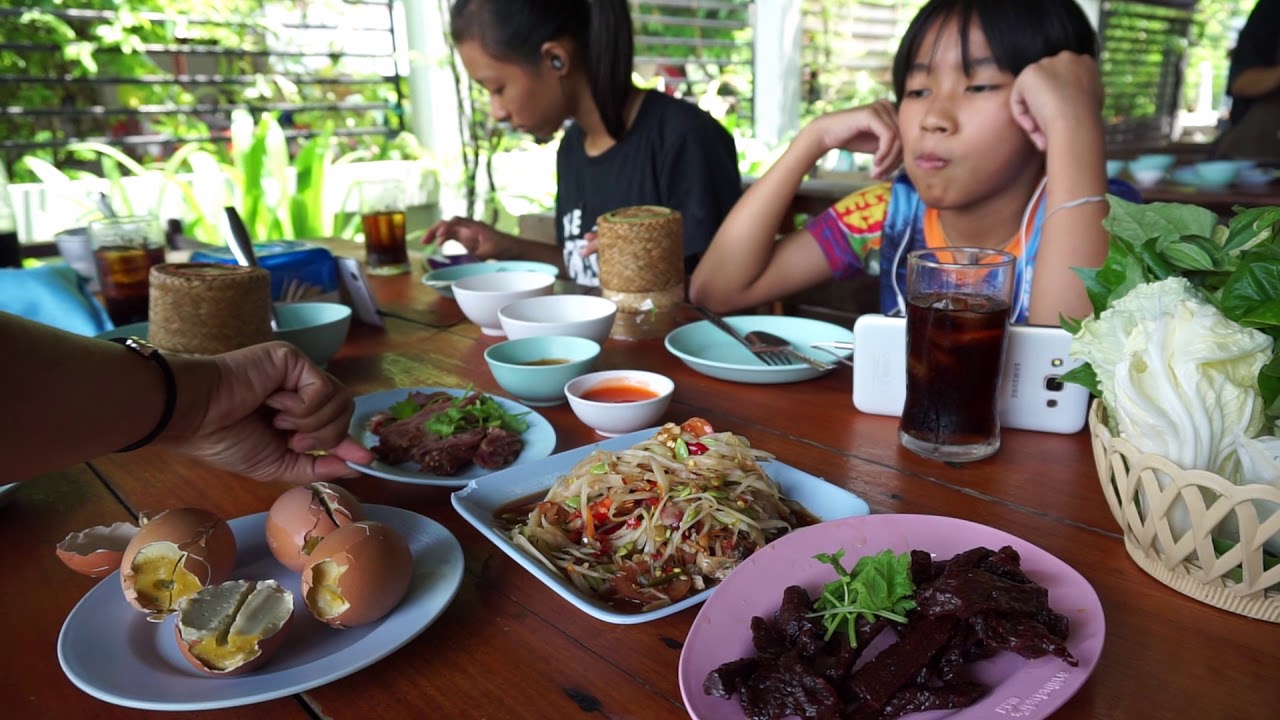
[507, 418, 815, 612]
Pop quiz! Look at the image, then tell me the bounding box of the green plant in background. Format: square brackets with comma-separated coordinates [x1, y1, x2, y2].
[0, 0, 265, 182]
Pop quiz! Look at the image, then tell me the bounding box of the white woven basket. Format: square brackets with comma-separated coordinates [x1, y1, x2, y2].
[1089, 401, 1280, 621]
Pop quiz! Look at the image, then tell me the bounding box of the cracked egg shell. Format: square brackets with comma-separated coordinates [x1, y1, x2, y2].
[175, 578, 294, 676]
[120, 508, 237, 620]
[265, 482, 364, 573]
[56, 521, 141, 577]
[301, 521, 412, 628]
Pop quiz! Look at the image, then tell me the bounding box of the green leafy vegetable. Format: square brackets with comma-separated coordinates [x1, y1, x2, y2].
[388, 398, 422, 421]
[808, 549, 916, 645]
[423, 391, 529, 437]
[1066, 196, 1280, 424]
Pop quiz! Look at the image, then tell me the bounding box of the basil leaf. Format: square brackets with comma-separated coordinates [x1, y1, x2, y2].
[1223, 206, 1280, 256]
[1162, 241, 1218, 272]
[1220, 253, 1280, 324]
[1061, 363, 1100, 397]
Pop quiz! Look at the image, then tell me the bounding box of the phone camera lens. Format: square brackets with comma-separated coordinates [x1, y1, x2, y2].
[1045, 375, 1065, 392]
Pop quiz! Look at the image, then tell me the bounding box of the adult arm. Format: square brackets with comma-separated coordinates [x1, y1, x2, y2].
[1228, 1, 1280, 99]
[689, 101, 901, 313]
[1011, 52, 1109, 325]
[1, 312, 371, 483]
[1229, 66, 1280, 100]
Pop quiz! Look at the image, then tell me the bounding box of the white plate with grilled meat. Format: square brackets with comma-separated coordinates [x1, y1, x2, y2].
[346, 387, 557, 488]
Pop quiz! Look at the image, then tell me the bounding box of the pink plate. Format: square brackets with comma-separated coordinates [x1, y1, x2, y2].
[678, 514, 1105, 719]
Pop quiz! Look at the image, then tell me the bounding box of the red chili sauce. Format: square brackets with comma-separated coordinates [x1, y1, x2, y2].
[580, 382, 659, 404]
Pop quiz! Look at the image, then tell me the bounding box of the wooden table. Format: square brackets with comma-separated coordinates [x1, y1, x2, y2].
[4, 255, 1279, 720]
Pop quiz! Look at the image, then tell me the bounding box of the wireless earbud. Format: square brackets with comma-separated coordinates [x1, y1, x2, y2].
[550, 55, 564, 71]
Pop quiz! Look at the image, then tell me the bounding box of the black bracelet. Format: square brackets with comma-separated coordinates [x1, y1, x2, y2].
[108, 336, 178, 453]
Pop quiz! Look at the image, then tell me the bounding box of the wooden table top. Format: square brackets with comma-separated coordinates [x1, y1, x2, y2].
[5, 249, 1278, 720]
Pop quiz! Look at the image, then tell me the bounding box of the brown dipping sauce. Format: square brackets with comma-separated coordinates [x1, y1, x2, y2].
[518, 358, 571, 366]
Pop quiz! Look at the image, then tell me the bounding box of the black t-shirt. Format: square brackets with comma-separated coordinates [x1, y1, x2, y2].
[1228, 0, 1280, 126]
[555, 91, 741, 286]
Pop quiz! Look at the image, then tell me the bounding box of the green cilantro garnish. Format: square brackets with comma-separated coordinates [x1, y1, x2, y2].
[808, 548, 916, 645]
[423, 391, 529, 437]
[388, 397, 422, 420]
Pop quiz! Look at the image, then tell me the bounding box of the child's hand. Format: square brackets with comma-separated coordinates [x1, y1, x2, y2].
[422, 217, 504, 258]
[811, 100, 902, 179]
[1010, 52, 1103, 151]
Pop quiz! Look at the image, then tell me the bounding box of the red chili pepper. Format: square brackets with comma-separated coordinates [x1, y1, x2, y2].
[646, 497, 660, 507]
[625, 516, 642, 529]
[686, 441, 709, 456]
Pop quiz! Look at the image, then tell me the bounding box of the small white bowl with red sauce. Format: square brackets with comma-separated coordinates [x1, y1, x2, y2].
[564, 370, 674, 437]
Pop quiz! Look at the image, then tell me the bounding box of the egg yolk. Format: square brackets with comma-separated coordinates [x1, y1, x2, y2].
[307, 559, 351, 619]
[129, 543, 203, 613]
[190, 633, 262, 671]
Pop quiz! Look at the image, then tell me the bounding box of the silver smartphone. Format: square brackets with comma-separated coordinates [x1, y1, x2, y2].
[850, 314, 1091, 434]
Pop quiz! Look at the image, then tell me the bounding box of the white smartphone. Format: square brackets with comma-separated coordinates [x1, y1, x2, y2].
[851, 314, 1091, 434]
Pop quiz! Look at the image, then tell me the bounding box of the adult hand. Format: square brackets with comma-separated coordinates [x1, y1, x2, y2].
[1011, 52, 1103, 151]
[162, 342, 372, 483]
[809, 100, 902, 179]
[422, 216, 507, 259]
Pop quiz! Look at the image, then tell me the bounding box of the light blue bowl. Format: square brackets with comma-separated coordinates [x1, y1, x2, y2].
[1105, 159, 1125, 178]
[1191, 160, 1242, 190]
[422, 260, 560, 299]
[272, 301, 353, 367]
[484, 335, 601, 407]
[95, 304, 351, 367]
[1130, 153, 1177, 172]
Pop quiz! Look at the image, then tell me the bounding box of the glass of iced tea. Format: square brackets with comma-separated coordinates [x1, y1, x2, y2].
[358, 179, 409, 276]
[88, 215, 166, 326]
[899, 247, 1015, 463]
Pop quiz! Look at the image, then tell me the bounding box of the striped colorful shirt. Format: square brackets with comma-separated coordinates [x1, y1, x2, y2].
[804, 174, 1045, 323]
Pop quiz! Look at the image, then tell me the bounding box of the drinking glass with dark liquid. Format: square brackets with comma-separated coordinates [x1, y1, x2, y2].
[88, 216, 166, 326]
[899, 248, 1015, 463]
[358, 179, 409, 276]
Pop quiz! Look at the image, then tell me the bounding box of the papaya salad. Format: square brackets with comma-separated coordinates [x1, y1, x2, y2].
[508, 418, 812, 612]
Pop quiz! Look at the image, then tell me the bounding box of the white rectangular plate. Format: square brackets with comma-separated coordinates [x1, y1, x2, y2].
[450, 427, 871, 624]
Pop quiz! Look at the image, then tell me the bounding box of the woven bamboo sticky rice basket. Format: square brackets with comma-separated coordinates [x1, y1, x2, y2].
[1089, 401, 1280, 621]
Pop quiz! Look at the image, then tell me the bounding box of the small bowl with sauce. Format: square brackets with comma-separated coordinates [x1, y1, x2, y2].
[484, 335, 602, 406]
[564, 370, 675, 437]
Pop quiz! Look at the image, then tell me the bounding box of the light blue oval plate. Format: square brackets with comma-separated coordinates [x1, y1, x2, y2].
[346, 387, 557, 488]
[58, 505, 464, 711]
[451, 426, 870, 624]
[422, 260, 560, 299]
[665, 315, 853, 384]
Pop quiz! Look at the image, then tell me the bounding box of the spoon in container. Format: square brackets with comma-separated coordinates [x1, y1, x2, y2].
[224, 206, 280, 331]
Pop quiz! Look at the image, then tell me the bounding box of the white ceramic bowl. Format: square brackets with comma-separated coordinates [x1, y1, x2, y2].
[1129, 167, 1166, 188]
[498, 294, 618, 344]
[452, 271, 557, 336]
[564, 370, 675, 437]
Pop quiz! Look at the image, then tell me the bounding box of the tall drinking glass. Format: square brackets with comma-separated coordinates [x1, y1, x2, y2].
[358, 179, 409, 275]
[89, 215, 166, 326]
[899, 248, 1015, 463]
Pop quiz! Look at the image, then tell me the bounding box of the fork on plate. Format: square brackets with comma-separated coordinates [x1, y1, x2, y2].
[694, 306, 815, 368]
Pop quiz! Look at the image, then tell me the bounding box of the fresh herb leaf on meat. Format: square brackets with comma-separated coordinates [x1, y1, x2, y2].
[425, 392, 529, 437]
[809, 548, 916, 645]
[388, 397, 421, 421]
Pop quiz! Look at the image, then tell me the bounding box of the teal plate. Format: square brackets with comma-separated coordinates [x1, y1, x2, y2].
[664, 315, 853, 384]
[421, 260, 560, 299]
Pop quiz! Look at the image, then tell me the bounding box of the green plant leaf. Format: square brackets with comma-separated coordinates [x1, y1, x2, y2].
[1219, 251, 1280, 326]
[1061, 363, 1100, 396]
[1162, 240, 1218, 272]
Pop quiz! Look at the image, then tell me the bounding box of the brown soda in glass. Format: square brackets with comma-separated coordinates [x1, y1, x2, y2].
[94, 245, 166, 325]
[900, 292, 1010, 449]
[362, 210, 408, 274]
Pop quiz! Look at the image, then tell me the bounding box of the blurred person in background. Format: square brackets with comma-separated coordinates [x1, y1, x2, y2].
[1217, 0, 1280, 159]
